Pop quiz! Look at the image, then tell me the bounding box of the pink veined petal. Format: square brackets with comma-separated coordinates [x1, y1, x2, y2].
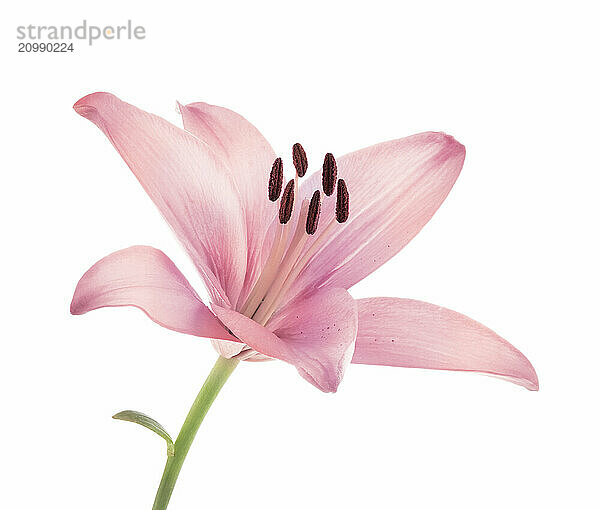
[179, 102, 277, 309]
[212, 287, 358, 392]
[71, 245, 238, 343]
[285, 133, 465, 302]
[73, 92, 248, 308]
[352, 298, 538, 390]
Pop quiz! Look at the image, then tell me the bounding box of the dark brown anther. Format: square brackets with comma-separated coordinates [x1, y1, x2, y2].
[322, 153, 337, 196]
[268, 157, 284, 201]
[292, 143, 308, 178]
[279, 179, 295, 224]
[335, 179, 349, 223]
[306, 190, 321, 235]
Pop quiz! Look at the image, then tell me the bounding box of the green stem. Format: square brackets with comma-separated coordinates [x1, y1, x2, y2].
[152, 356, 239, 510]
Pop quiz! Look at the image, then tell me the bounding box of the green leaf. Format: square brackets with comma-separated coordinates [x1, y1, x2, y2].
[112, 410, 175, 456]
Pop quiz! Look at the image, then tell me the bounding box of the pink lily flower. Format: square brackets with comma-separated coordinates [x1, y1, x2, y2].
[71, 92, 538, 393]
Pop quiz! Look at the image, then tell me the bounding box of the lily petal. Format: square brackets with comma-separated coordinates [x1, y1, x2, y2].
[71, 245, 238, 342]
[287, 133, 465, 301]
[74, 92, 247, 307]
[352, 298, 538, 390]
[212, 288, 358, 392]
[179, 102, 277, 308]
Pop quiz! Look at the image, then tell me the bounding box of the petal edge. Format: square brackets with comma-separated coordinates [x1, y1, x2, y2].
[74, 92, 248, 307]
[179, 101, 278, 308]
[213, 288, 358, 392]
[71, 245, 237, 342]
[286, 133, 466, 301]
[352, 297, 538, 390]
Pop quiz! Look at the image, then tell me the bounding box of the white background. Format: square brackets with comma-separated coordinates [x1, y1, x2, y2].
[2, 1, 599, 508]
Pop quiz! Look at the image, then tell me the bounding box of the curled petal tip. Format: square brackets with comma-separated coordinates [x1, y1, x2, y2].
[69, 297, 82, 315]
[70, 280, 89, 315]
[421, 131, 466, 174]
[418, 131, 466, 158]
[492, 366, 538, 391]
[297, 367, 342, 393]
[73, 92, 118, 118]
[73, 103, 95, 119]
[178, 101, 213, 119]
[438, 131, 466, 158]
[430, 129, 465, 148]
[505, 351, 538, 391]
[525, 368, 540, 391]
[176, 100, 206, 115]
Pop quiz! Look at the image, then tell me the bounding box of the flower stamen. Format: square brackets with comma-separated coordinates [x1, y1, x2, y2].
[305, 190, 321, 235]
[335, 179, 349, 223]
[257, 180, 351, 323]
[268, 157, 283, 201]
[279, 179, 295, 224]
[242, 147, 349, 327]
[322, 153, 337, 196]
[292, 143, 308, 178]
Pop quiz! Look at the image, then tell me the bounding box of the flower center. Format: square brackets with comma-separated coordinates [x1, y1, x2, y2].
[239, 144, 350, 327]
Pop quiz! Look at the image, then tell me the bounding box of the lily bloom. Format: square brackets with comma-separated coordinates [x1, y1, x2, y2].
[71, 92, 538, 393]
